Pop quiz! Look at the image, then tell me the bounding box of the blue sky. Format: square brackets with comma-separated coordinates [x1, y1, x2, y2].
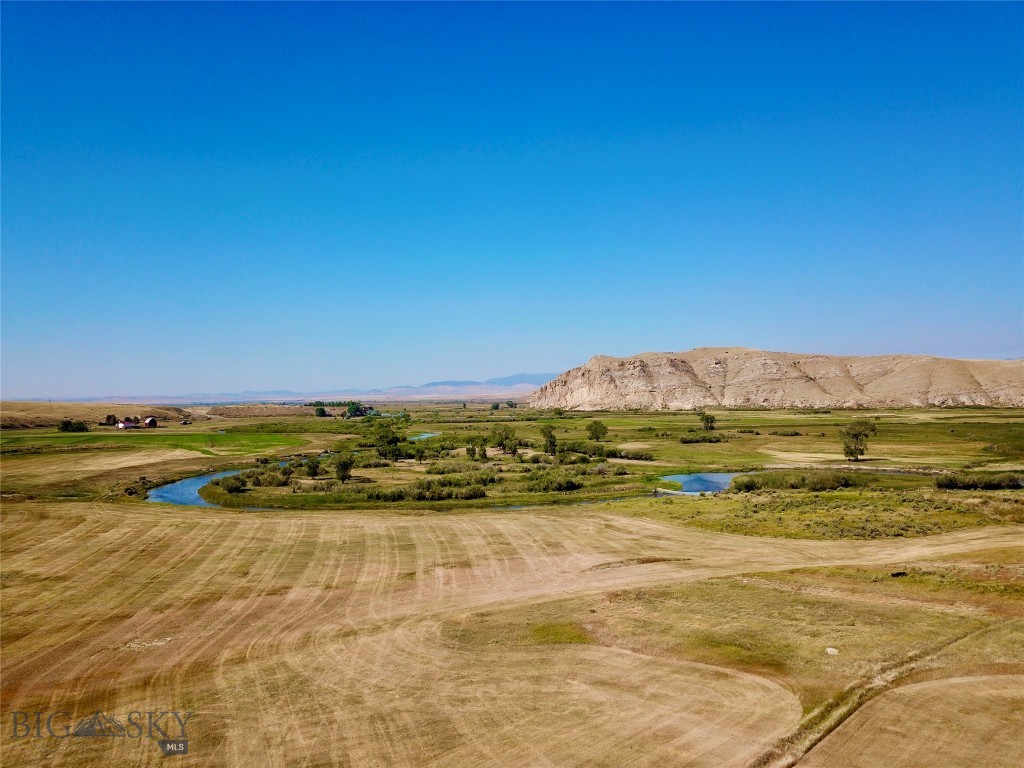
[3, 2, 1022, 398]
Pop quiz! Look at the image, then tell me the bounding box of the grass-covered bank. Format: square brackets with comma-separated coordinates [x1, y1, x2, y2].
[614, 489, 1024, 539]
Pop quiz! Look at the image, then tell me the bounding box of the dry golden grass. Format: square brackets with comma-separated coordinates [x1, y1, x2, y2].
[206, 405, 317, 417]
[799, 675, 1024, 768]
[1, 496, 1021, 767]
[1, 401, 188, 429]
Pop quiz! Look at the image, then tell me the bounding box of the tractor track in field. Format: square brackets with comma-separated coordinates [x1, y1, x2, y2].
[2, 501, 1021, 767]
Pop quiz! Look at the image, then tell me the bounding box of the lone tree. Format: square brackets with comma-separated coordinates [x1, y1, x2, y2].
[58, 419, 89, 433]
[465, 441, 477, 460]
[506, 400, 517, 409]
[335, 455, 354, 484]
[586, 420, 608, 441]
[840, 419, 877, 461]
[305, 457, 321, 477]
[490, 402, 501, 411]
[314, 407, 329, 418]
[540, 424, 558, 455]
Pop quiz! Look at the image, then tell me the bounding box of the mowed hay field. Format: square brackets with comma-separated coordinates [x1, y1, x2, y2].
[1, 404, 1022, 766]
[799, 676, 1024, 768]
[2, 502, 1021, 767]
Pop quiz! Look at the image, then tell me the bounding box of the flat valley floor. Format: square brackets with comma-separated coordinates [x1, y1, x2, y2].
[2, 404, 1022, 766]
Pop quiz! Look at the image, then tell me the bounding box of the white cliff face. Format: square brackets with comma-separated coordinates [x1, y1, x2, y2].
[528, 347, 1024, 410]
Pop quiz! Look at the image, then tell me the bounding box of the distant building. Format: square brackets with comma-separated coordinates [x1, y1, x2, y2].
[144, 417, 158, 428]
[117, 420, 138, 430]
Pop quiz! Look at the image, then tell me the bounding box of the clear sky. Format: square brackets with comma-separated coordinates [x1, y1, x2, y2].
[2, 2, 1022, 398]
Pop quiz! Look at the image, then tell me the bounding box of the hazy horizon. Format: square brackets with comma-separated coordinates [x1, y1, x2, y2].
[5, 346, 1024, 402]
[3, 3, 1022, 399]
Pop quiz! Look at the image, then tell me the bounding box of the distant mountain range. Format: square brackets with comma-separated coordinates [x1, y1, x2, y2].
[44, 373, 558, 405]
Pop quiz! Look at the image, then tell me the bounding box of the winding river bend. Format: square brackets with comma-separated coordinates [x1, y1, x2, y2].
[147, 468, 743, 509]
[146, 470, 242, 507]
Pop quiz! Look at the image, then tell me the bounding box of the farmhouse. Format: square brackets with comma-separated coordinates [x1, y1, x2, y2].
[116, 420, 138, 430]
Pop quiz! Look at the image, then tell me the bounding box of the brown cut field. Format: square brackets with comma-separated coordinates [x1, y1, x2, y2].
[1, 496, 1022, 767]
[799, 675, 1024, 768]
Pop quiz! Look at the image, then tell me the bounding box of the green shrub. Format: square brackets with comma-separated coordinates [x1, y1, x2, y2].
[935, 472, 1022, 490]
[57, 419, 89, 433]
[619, 449, 654, 461]
[213, 475, 247, 493]
[525, 471, 584, 492]
[363, 477, 489, 502]
[426, 460, 479, 475]
[354, 455, 391, 468]
[679, 432, 726, 444]
[731, 471, 864, 492]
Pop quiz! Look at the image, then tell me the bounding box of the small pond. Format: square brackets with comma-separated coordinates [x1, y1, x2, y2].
[408, 432, 440, 441]
[659, 473, 743, 494]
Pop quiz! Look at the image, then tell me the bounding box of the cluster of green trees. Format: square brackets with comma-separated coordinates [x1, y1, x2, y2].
[306, 401, 374, 417]
[368, 419, 405, 459]
[535, 420, 606, 457]
[464, 437, 487, 460]
[489, 424, 519, 455]
[57, 419, 89, 432]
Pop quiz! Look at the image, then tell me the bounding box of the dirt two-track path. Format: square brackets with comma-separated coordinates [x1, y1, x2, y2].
[1, 501, 1021, 767]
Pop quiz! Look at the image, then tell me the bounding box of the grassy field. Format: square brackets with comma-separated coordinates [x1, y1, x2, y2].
[1, 401, 1021, 766]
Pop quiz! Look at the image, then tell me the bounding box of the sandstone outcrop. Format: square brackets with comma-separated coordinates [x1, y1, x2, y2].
[528, 347, 1024, 410]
